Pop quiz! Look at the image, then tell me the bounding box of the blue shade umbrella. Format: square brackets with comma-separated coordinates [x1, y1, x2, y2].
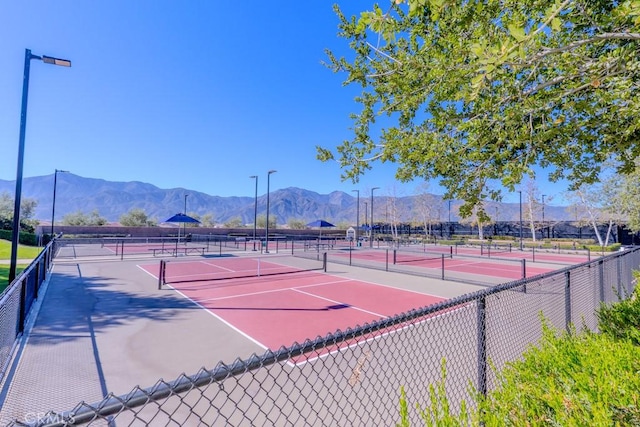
[165, 213, 201, 224]
[164, 213, 201, 249]
[306, 220, 335, 228]
[306, 219, 335, 241]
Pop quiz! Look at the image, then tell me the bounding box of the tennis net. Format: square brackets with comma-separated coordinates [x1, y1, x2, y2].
[392, 248, 453, 264]
[159, 253, 327, 287]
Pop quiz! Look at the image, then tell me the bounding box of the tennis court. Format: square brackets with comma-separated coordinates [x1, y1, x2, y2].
[138, 255, 446, 360]
[333, 248, 555, 280]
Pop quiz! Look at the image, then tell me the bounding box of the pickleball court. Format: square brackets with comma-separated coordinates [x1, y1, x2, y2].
[139, 255, 446, 359]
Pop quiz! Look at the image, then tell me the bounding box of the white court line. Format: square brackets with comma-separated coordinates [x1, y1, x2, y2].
[193, 278, 353, 303]
[290, 303, 470, 367]
[292, 288, 385, 318]
[164, 284, 271, 352]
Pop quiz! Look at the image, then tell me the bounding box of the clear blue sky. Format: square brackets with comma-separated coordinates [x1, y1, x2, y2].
[0, 1, 564, 204]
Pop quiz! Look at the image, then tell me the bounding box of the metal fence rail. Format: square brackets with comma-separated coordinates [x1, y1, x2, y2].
[13, 247, 640, 427]
[0, 240, 55, 385]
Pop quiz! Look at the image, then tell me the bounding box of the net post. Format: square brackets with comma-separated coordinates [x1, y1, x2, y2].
[158, 260, 164, 290]
[385, 249, 389, 271]
[393, 249, 397, 265]
[323, 252, 327, 272]
[450, 246, 453, 258]
[441, 254, 445, 280]
[587, 248, 590, 262]
[121, 240, 124, 261]
[521, 258, 526, 279]
[532, 247, 536, 262]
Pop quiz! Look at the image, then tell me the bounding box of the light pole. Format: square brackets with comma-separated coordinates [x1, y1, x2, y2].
[518, 190, 523, 250]
[370, 187, 380, 248]
[265, 170, 276, 253]
[352, 190, 359, 243]
[541, 194, 546, 239]
[363, 201, 368, 235]
[9, 49, 71, 283]
[250, 175, 258, 250]
[51, 169, 69, 237]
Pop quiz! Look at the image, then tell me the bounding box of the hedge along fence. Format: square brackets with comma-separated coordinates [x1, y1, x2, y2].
[0, 230, 38, 247]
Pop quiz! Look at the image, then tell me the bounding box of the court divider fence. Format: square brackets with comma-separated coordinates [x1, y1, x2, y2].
[12, 246, 640, 426]
[0, 239, 56, 386]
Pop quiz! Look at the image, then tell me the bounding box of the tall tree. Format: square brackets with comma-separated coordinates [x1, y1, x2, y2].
[119, 209, 157, 227]
[62, 210, 108, 226]
[319, 1, 640, 218]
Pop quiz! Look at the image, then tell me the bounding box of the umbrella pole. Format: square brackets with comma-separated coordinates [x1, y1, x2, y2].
[176, 222, 180, 256]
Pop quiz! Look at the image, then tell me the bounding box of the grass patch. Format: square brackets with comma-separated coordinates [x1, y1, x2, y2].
[0, 238, 40, 293]
[0, 238, 41, 260]
[0, 264, 27, 294]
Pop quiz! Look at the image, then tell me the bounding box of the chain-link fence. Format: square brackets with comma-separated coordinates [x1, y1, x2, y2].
[12, 247, 640, 426]
[0, 240, 55, 385]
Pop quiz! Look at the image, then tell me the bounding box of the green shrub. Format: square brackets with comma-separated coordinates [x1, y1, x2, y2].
[597, 275, 640, 346]
[0, 230, 38, 246]
[479, 324, 640, 425]
[402, 321, 640, 426]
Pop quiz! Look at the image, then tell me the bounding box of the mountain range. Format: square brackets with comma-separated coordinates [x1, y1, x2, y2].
[0, 173, 572, 225]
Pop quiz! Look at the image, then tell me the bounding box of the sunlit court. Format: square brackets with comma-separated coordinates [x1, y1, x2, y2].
[139, 256, 446, 358]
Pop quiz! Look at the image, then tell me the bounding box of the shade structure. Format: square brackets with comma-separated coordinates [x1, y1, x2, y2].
[164, 213, 201, 253]
[306, 219, 335, 241]
[165, 213, 201, 224]
[306, 220, 335, 228]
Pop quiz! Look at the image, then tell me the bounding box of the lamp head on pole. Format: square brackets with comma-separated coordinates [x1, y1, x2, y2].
[41, 55, 72, 67]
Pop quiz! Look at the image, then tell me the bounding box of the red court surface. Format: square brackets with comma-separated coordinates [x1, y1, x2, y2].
[335, 250, 553, 279]
[413, 245, 591, 264]
[139, 259, 445, 358]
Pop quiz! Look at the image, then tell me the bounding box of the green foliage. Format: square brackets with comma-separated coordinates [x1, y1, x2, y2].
[119, 209, 157, 227]
[287, 219, 307, 230]
[0, 230, 38, 246]
[402, 311, 640, 425]
[224, 217, 244, 228]
[0, 191, 39, 233]
[479, 324, 640, 425]
[199, 213, 216, 227]
[321, 1, 640, 218]
[256, 214, 276, 229]
[62, 210, 108, 226]
[597, 275, 640, 346]
[418, 360, 472, 426]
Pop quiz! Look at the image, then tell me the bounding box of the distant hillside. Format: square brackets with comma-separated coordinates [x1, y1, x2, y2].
[0, 173, 572, 224]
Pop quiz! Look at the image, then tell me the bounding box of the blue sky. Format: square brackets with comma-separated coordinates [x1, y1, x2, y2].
[0, 1, 563, 204]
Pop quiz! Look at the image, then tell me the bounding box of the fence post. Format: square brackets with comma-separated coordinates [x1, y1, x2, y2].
[349, 243, 352, 266]
[565, 270, 572, 332]
[598, 259, 605, 302]
[18, 277, 27, 334]
[477, 296, 487, 397]
[617, 256, 623, 298]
